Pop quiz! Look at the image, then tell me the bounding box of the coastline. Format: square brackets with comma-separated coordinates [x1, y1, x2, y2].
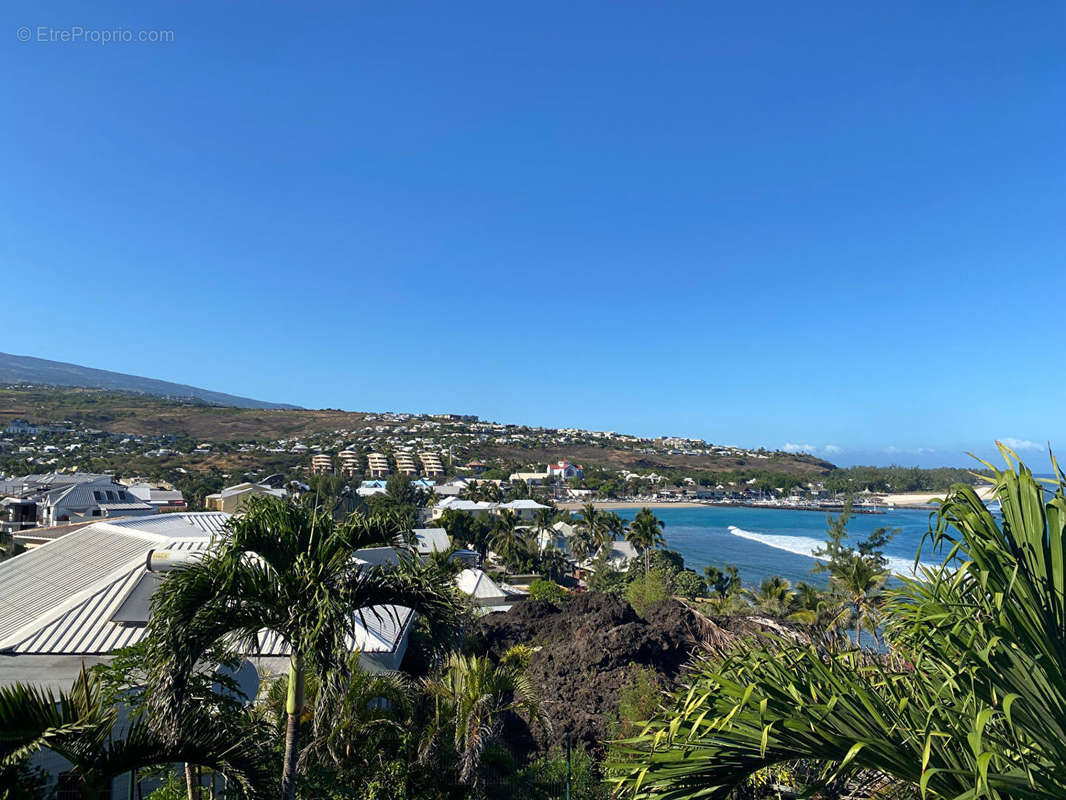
[557, 500, 708, 510]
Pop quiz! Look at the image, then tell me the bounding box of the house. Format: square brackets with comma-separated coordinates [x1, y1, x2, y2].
[499, 498, 549, 521]
[126, 484, 186, 512]
[547, 461, 583, 480]
[509, 471, 548, 485]
[37, 479, 157, 526]
[433, 478, 471, 498]
[455, 568, 520, 613]
[204, 482, 287, 513]
[0, 512, 418, 694]
[357, 479, 389, 497]
[432, 497, 496, 519]
[537, 520, 577, 554]
[431, 497, 548, 521]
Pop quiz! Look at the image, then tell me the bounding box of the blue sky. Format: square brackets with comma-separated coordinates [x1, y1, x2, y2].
[2, 2, 1063, 468]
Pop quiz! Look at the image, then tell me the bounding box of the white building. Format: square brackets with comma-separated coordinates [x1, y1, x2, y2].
[547, 461, 583, 480]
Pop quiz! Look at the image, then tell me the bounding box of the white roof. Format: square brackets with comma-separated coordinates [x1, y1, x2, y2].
[412, 528, 450, 555]
[0, 513, 413, 660]
[455, 568, 507, 601]
[501, 499, 549, 510]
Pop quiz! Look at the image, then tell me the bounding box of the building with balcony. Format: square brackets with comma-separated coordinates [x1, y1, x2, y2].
[338, 450, 362, 477]
[419, 451, 445, 478]
[395, 452, 419, 476]
[310, 454, 333, 474]
[366, 452, 390, 478]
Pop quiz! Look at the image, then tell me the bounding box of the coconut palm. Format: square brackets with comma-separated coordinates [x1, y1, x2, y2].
[823, 552, 889, 645]
[488, 509, 532, 570]
[611, 446, 1066, 799]
[577, 502, 611, 559]
[145, 496, 461, 800]
[605, 511, 628, 546]
[626, 507, 666, 573]
[531, 507, 557, 550]
[421, 653, 546, 787]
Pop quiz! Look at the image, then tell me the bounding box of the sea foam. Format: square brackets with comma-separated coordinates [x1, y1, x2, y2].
[726, 525, 932, 577]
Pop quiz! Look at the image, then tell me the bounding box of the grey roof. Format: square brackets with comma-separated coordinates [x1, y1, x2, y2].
[412, 528, 451, 555]
[105, 513, 229, 538]
[0, 513, 414, 660]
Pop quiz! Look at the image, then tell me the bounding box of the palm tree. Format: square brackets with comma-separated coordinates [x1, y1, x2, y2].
[145, 496, 460, 800]
[626, 507, 665, 573]
[488, 509, 532, 570]
[538, 546, 570, 582]
[605, 511, 628, 543]
[256, 653, 412, 781]
[612, 446, 1066, 799]
[823, 552, 889, 645]
[0, 669, 272, 799]
[531, 507, 556, 551]
[577, 502, 610, 560]
[421, 653, 546, 787]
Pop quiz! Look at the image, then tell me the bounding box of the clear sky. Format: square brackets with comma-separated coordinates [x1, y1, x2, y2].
[2, 1, 1063, 468]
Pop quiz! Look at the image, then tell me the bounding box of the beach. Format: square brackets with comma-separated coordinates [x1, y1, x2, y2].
[877, 485, 995, 508]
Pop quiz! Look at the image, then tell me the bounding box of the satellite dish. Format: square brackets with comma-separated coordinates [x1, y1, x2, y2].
[213, 659, 260, 705]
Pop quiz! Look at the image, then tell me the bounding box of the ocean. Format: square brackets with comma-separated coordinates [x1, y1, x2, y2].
[611, 505, 942, 587]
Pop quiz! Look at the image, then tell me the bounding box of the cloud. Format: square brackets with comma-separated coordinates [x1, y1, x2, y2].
[784, 442, 842, 456]
[1000, 437, 1042, 451]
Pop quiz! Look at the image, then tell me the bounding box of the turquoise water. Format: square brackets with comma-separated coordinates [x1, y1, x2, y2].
[612, 506, 941, 587]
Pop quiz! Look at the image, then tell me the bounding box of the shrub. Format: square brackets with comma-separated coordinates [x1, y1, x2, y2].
[500, 643, 535, 669]
[624, 569, 672, 616]
[672, 569, 707, 599]
[527, 578, 569, 604]
[614, 667, 662, 737]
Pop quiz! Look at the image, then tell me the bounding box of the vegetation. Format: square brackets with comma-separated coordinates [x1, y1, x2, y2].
[143, 496, 462, 800]
[611, 447, 1066, 799]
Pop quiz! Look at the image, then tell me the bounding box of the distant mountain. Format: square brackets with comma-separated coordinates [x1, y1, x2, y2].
[0, 352, 301, 410]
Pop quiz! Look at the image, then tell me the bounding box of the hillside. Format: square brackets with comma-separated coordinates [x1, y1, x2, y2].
[0, 386, 834, 478]
[0, 352, 300, 410]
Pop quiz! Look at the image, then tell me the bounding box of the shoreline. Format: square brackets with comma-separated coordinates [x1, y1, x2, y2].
[557, 500, 708, 510]
[556, 500, 886, 514]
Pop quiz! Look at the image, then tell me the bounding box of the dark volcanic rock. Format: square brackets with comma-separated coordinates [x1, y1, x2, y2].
[474, 593, 710, 750]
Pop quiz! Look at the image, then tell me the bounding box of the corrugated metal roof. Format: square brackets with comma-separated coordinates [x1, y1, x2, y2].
[0, 512, 414, 657]
[0, 530, 156, 645]
[104, 512, 230, 538]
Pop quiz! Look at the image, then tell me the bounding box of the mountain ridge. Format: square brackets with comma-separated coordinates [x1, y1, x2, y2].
[0, 352, 301, 410]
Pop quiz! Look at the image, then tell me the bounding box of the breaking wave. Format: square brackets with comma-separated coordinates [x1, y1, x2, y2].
[726, 525, 933, 577]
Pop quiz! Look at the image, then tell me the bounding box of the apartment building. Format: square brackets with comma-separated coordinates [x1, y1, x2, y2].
[338, 450, 362, 477]
[366, 452, 390, 478]
[395, 452, 419, 476]
[419, 451, 445, 478]
[310, 454, 333, 474]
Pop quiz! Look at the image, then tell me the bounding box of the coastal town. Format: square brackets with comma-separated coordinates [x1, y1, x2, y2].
[0, 383, 986, 545]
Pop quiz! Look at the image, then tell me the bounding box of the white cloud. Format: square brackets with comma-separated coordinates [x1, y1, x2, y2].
[784, 442, 842, 456]
[1000, 437, 1041, 451]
